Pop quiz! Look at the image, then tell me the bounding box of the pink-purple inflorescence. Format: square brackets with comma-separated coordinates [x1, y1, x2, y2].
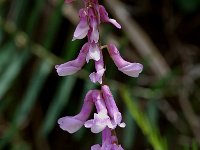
[55, 0, 143, 149]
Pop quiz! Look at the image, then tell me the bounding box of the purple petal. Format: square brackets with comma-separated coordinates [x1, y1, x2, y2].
[112, 144, 124, 150]
[113, 112, 122, 125]
[108, 43, 143, 77]
[101, 85, 126, 128]
[55, 43, 89, 76]
[84, 112, 111, 133]
[94, 128, 124, 150]
[86, 43, 100, 62]
[89, 72, 98, 83]
[91, 144, 101, 150]
[84, 119, 93, 128]
[108, 19, 121, 29]
[99, 5, 121, 29]
[58, 90, 96, 133]
[73, 9, 89, 40]
[55, 63, 81, 76]
[58, 116, 84, 133]
[118, 63, 143, 77]
[89, 50, 105, 84]
[89, 68, 105, 84]
[89, 16, 99, 43]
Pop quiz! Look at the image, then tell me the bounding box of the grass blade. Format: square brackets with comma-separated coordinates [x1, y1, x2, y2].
[13, 60, 52, 126]
[0, 60, 52, 149]
[0, 42, 15, 74]
[0, 50, 30, 98]
[123, 109, 136, 149]
[41, 76, 76, 136]
[120, 87, 168, 150]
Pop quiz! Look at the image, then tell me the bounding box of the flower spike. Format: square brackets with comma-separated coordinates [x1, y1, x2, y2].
[57, 0, 143, 149]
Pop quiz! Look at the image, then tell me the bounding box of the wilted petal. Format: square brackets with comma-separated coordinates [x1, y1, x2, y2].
[99, 5, 121, 29]
[86, 43, 100, 62]
[108, 43, 143, 77]
[55, 43, 89, 76]
[73, 9, 89, 41]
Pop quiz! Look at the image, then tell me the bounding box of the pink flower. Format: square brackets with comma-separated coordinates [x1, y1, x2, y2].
[84, 91, 112, 133]
[108, 44, 143, 77]
[73, 6, 100, 43]
[55, 43, 89, 76]
[58, 90, 96, 133]
[91, 127, 124, 150]
[89, 50, 105, 84]
[88, 7, 99, 43]
[101, 85, 126, 128]
[85, 112, 111, 133]
[72, 8, 90, 41]
[99, 5, 121, 29]
[86, 42, 101, 62]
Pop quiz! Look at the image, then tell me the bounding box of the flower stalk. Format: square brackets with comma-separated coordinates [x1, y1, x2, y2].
[55, 0, 143, 149]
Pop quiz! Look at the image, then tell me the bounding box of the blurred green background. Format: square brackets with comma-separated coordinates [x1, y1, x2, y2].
[0, 0, 200, 149]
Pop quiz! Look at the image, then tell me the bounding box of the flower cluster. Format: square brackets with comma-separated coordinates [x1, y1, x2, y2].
[56, 0, 143, 149]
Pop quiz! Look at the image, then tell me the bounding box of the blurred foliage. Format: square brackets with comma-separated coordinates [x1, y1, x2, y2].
[0, 0, 200, 150]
